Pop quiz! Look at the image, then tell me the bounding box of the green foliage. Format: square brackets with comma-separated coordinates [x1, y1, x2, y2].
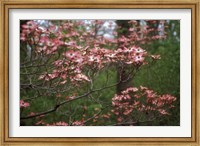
[134, 20, 180, 125]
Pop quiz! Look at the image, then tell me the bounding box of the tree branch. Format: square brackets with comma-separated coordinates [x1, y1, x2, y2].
[20, 68, 137, 120]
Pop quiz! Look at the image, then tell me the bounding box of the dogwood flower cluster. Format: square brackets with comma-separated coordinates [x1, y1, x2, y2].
[36, 45, 148, 85]
[111, 86, 176, 123]
[21, 24, 147, 84]
[20, 20, 164, 86]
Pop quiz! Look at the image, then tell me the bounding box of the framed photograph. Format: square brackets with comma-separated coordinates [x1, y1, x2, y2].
[0, 0, 199, 145]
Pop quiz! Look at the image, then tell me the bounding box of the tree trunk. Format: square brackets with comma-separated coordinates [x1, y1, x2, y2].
[116, 20, 133, 94]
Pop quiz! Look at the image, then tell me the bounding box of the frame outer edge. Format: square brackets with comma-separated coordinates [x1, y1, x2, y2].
[1, 1, 5, 146]
[197, 0, 200, 146]
[0, 0, 199, 4]
[0, 0, 199, 145]
[2, 1, 9, 145]
[5, 2, 9, 144]
[0, 0, 2, 144]
[192, 3, 197, 144]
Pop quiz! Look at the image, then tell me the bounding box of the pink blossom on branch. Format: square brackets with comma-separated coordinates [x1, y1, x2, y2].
[20, 21, 162, 85]
[20, 100, 30, 108]
[111, 86, 176, 123]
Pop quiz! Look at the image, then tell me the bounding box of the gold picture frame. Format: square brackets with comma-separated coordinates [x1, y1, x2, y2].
[0, 0, 199, 145]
